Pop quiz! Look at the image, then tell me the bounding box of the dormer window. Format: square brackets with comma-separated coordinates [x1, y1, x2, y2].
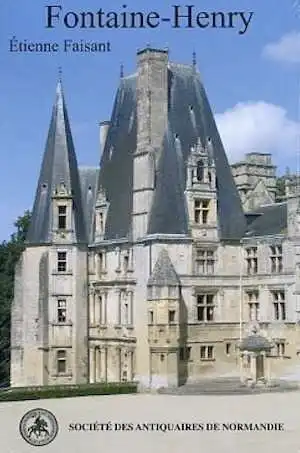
[196, 160, 204, 182]
[58, 205, 67, 230]
[194, 199, 209, 224]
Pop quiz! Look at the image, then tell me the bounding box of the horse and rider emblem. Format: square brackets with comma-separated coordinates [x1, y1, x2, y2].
[19, 408, 58, 446]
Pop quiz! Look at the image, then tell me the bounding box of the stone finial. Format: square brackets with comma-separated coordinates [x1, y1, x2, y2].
[58, 66, 62, 83]
[192, 51, 197, 70]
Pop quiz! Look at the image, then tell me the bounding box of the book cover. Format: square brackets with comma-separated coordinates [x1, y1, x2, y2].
[0, 1, 299, 451]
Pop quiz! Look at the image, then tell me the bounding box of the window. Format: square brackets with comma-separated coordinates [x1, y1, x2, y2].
[123, 253, 129, 273]
[168, 310, 176, 324]
[245, 247, 258, 275]
[276, 342, 285, 357]
[57, 251, 67, 272]
[149, 310, 154, 324]
[270, 245, 283, 273]
[226, 343, 231, 355]
[273, 291, 286, 321]
[200, 345, 214, 360]
[99, 212, 104, 233]
[96, 252, 105, 276]
[195, 249, 215, 274]
[98, 295, 106, 325]
[247, 291, 259, 321]
[196, 294, 214, 322]
[196, 160, 204, 181]
[57, 299, 67, 323]
[57, 350, 67, 374]
[58, 205, 67, 230]
[124, 303, 129, 325]
[194, 199, 209, 224]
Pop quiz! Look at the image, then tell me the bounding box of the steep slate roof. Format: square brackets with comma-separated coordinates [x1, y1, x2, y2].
[96, 75, 136, 241]
[97, 60, 247, 241]
[27, 80, 86, 244]
[245, 203, 287, 237]
[147, 249, 180, 286]
[148, 125, 188, 234]
[79, 167, 99, 242]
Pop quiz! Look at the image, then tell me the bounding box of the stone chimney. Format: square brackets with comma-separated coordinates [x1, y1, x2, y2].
[136, 48, 169, 153]
[132, 48, 169, 240]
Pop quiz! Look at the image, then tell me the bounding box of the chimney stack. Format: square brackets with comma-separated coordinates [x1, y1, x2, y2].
[136, 47, 169, 153]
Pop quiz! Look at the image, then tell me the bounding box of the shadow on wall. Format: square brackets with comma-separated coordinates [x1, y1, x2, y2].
[178, 288, 188, 386]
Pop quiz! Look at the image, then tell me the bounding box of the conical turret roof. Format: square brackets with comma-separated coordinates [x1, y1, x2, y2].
[148, 249, 180, 286]
[27, 79, 86, 244]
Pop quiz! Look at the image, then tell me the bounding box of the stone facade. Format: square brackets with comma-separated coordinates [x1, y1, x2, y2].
[231, 152, 277, 211]
[10, 48, 300, 389]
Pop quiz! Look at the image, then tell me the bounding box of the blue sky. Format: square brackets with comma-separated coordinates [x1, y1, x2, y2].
[0, 0, 300, 240]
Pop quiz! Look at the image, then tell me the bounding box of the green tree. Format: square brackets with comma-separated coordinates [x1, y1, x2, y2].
[0, 210, 31, 386]
[275, 176, 286, 201]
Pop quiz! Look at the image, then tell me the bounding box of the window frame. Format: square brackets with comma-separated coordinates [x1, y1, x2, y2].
[58, 205, 67, 230]
[196, 293, 215, 322]
[272, 290, 286, 321]
[194, 199, 210, 225]
[57, 251, 67, 272]
[57, 298, 67, 323]
[56, 349, 67, 374]
[200, 345, 214, 360]
[195, 248, 215, 274]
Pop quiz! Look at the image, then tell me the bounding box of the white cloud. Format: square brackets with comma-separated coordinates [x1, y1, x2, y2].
[262, 31, 300, 63]
[215, 101, 299, 164]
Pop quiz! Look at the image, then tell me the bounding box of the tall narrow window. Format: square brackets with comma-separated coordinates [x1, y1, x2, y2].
[273, 291, 286, 321]
[196, 160, 204, 181]
[57, 350, 67, 374]
[123, 253, 129, 273]
[57, 251, 67, 272]
[196, 294, 215, 322]
[58, 205, 67, 230]
[270, 245, 283, 273]
[124, 303, 129, 325]
[168, 310, 176, 324]
[194, 199, 209, 224]
[57, 299, 67, 323]
[245, 247, 258, 275]
[99, 295, 104, 325]
[99, 212, 104, 233]
[96, 252, 105, 276]
[247, 291, 259, 321]
[276, 342, 285, 357]
[149, 310, 154, 324]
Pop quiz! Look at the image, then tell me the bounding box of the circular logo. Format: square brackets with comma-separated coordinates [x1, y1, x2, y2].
[19, 408, 58, 446]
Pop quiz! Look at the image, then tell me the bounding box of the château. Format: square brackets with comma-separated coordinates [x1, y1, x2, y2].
[11, 48, 300, 389]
